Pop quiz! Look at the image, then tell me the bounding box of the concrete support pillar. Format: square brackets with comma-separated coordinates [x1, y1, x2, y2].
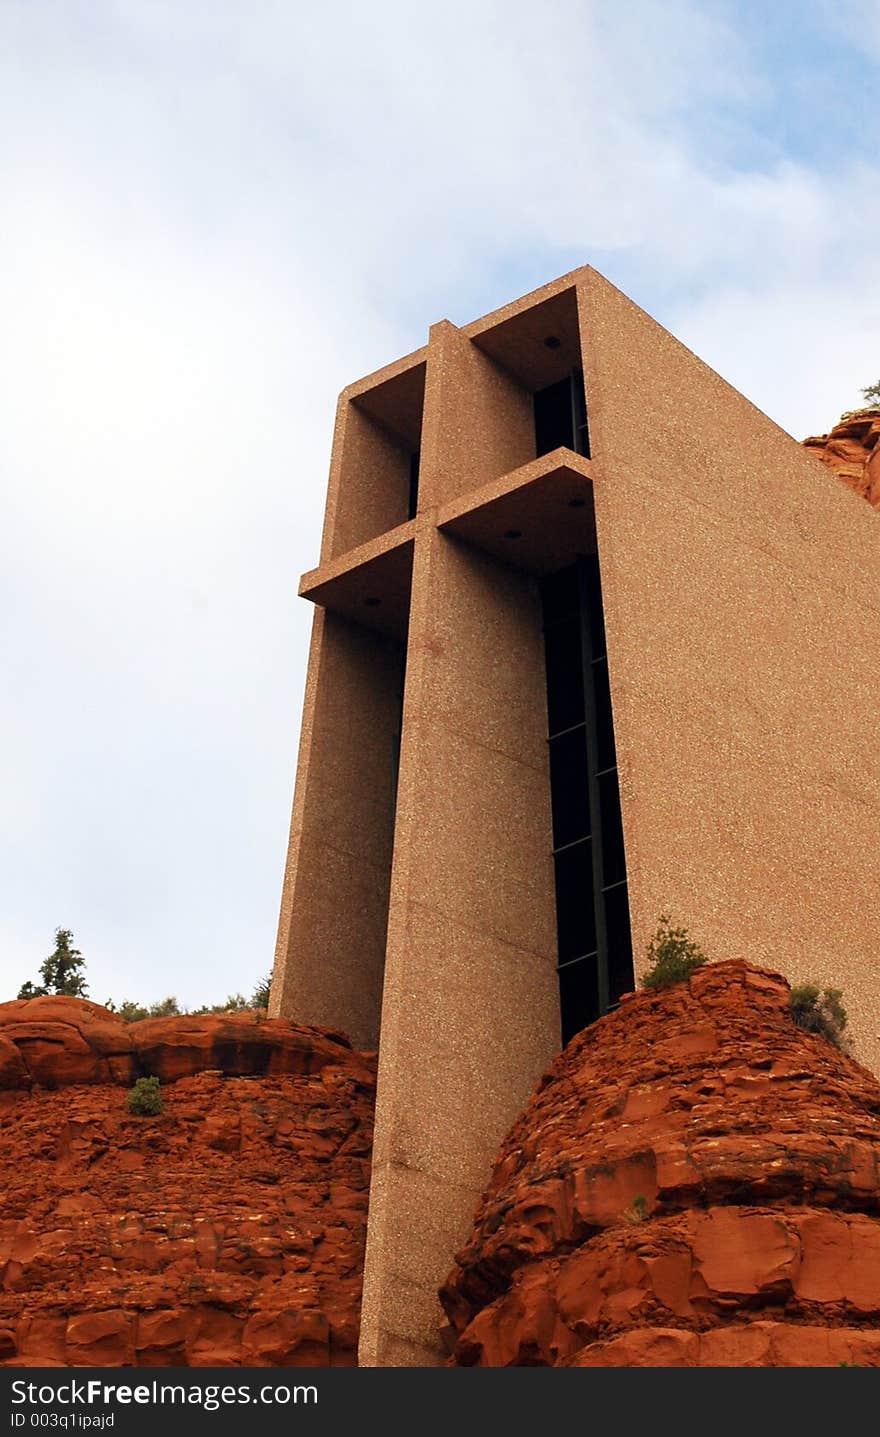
[357, 321, 560, 1367]
[358, 528, 559, 1365]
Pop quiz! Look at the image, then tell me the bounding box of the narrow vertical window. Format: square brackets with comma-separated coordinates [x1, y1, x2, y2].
[541, 554, 632, 1043]
[534, 371, 591, 459]
[390, 650, 407, 807]
[408, 450, 420, 520]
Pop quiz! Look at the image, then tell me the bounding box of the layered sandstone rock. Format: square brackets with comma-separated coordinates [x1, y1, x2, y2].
[0, 1001, 375, 1367]
[441, 961, 880, 1367]
[9, 967, 880, 1369]
[0, 996, 353, 1089]
[803, 408, 880, 510]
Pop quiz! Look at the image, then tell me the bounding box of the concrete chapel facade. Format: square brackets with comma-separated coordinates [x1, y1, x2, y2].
[270, 267, 880, 1366]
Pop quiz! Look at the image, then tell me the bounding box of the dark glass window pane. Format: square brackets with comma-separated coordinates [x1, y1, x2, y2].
[553, 840, 595, 963]
[549, 729, 590, 848]
[592, 656, 616, 770]
[544, 618, 584, 734]
[391, 731, 401, 807]
[559, 957, 599, 1044]
[604, 883, 634, 1005]
[572, 370, 591, 458]
[598, 770, 626, 886]
[580, 557, 607, 659]
[541, 566, 579, 625]
[535, 377, 574, 457]
[408, 450, 420, 519]
[543, 555, 629, 1037]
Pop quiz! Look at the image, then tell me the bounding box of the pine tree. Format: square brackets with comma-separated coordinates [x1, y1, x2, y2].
[862, 380, 880, 407]
[251, 973, 272, 1008]
[17, 928, 88, 999]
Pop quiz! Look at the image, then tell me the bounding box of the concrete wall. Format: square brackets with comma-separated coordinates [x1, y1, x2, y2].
[270, 609, 404, 1049]
[325, 401, 412, 560]
[418, 321, 535, 509]
[580, 269, 880, 1072]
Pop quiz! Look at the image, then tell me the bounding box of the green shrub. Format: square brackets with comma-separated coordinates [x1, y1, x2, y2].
[250, 973, 272, 1009]
[191, 993, 249, 1015]
[789, 985, 848, 1051]
[622, 1195, 650, 1224]
[108, 996, 181, 1023]
[104, 980, 271, 1022]
[127, 1076, 162, 1117]
[641, 914, 708, 991]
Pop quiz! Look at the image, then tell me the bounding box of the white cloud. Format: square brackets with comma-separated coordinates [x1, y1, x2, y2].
[676, 276, 880, 441]
[1, 0, 878, 1006]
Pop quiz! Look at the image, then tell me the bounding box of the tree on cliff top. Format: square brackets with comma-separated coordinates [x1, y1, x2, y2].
[18, 927, 88, 999]
[862, 380, 880, 407]
[15, 933, 270, 1013]
[250, 973, 272, 1009]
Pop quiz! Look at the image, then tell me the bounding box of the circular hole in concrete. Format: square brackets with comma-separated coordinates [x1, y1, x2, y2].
[503, 529, 523, 540]
[568, 498, 586, 509]
[544, 335, 561, 350]
[363, 596, 382, 607]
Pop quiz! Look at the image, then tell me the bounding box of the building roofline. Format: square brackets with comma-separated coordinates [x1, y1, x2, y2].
[339, 265, 595, 402]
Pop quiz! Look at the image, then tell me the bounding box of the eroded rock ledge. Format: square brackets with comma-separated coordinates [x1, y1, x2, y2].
[441, 961, 880, 1367]
[804, 408, 880, 510]
[0, 995, 357, 1089]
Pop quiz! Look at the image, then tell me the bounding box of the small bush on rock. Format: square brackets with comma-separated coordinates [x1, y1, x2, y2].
[622, 1195, 650, 1224]
[641, 914, 708, 991]
[108, 996, 181, 1023]
[127, 1076, 162, 1117]
[789, 984, 849, 1051]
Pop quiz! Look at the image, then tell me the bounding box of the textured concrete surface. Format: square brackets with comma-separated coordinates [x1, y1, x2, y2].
[438, 449, 596, 574]
[359, 326, 561, 1361]
[272, 264, 880, 1365]
[320, 350, 427, 563]
[579, 271, 880, 1073]
[271, 609, 403, 1050]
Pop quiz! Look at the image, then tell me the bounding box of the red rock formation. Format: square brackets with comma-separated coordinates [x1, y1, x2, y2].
[10, 968, 880, 1368]
[0, 1001, 375, 1367]
[803, 408, 880, 510]
[441, 962, 880, 1367]
[0, 996, 354, 1089]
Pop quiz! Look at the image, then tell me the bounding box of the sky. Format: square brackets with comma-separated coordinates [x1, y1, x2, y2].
[2, 0, 879, 1009]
